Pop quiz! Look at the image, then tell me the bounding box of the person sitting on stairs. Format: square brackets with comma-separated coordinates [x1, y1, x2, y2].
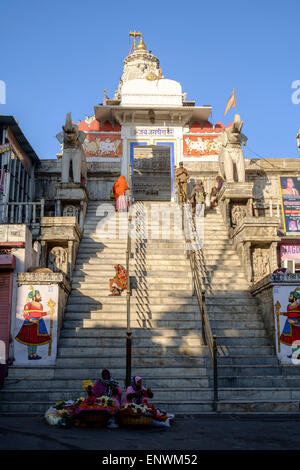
[109, 264, 127, 296]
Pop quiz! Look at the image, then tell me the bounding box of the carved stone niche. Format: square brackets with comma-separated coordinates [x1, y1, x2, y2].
[39, 216, 82, 280]
[63, 204, 79, 222]
[230, 203, 248, 228]
[48, 246, 68, 275]
[218, 182, 254, 229]
[251, 245, 271, 283]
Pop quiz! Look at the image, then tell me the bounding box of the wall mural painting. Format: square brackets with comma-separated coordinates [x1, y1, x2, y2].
[183, 135, 221, 156]
[14, 284, 58, 365]
[83, 134, 122, 158]
[274, 285, 300, 365]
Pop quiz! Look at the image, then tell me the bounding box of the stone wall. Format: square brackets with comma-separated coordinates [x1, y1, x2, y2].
[35, 159, 122, 206]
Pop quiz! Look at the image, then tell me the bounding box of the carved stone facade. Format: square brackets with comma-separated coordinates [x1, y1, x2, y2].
[39, 216, 82, 280]
[48, 246, 68, 275]
[231, 204, 247, 227]
[252, 247, 271, 282]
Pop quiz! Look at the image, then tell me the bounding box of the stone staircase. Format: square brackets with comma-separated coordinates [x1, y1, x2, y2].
[202, 207, 300, 412]
[2, 200, 300, 415]
[0, 200, 211, 415]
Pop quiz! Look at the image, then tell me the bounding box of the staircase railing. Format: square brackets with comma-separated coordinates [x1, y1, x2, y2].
[0, 199, 45, 225]
[125, 164, 133, 387]
[181, 200, 219, 411]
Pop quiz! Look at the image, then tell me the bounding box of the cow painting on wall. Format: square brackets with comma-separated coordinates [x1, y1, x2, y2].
[83, 134, 122, 158]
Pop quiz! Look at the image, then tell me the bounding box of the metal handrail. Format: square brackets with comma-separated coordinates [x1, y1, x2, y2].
[181, 201, 218, 410]
[125, 165, 133, 387]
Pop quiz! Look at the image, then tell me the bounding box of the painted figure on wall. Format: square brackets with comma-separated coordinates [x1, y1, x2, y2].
[15, 286, 55, 360]
[276, 287, 300, 358]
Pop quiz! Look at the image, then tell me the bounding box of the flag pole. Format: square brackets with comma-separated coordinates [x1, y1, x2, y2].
[47, 298, 56, 356]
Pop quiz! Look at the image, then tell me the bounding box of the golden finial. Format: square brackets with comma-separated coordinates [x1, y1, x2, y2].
[137, 36, 147, 51]
[129, 30, 141, 51]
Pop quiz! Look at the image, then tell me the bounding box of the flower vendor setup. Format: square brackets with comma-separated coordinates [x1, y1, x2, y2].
[44, 379, 173, 429]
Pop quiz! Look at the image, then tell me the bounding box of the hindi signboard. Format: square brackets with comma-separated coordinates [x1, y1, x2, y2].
[279, 175, 300, 235]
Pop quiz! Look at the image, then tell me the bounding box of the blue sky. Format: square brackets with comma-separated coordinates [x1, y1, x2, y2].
[1, 0, 300, 159]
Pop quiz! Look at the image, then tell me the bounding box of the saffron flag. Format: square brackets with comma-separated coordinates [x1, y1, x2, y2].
[129, 40, 134, 55]
[224, 88, 236, 115]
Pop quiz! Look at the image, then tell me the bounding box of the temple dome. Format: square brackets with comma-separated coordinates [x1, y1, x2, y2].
[121, 78, 183, 106]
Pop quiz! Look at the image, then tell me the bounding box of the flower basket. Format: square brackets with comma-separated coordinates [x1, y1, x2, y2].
[119, 413, 153, 427]
[77, 409, 109, 427]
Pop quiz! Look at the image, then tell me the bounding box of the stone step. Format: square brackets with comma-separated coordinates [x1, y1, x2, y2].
[3, 375, 210, 390]
[0, 400, 214, 414]
[216, 337, 271, 346]
[62, 319, 202, 329]
[201, 272, 246, 279]
[207, 307, 258, 315]
[76, 258, 190, 266]
[67, 296, 198, 305]
[216, 401, 300, 413]
[212, 328, 268, 338]
[203, 283, 249, 290]
[211, 320, 264, 329]
[3, 387, 300, 403]
[199, 260, 242, 266]
[216, 365, 286, 377]
[53, 367, 206, 379]
[59, 335, 203, 347]
[70, 288, 193, 296]
[73, 268, 191, 276]
[72, 274, 192, 283]
[205, 295, 256, 304]
[220, 345, 275, 355]
[65, 312, 199, 321]
[54, 355, 206, 368]
[218, 356, 278, 365]
[0, 388, 214, 402]
[57, 345, 207, 357]
[217, 376, 300, 388]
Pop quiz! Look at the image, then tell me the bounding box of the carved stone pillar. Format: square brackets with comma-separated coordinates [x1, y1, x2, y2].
[68, 240, 73, 279]
[40, 241, 47, 268]
[55, 200, 62, 217]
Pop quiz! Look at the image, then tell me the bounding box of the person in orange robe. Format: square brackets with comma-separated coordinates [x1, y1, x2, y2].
[112, 175, 129, 212]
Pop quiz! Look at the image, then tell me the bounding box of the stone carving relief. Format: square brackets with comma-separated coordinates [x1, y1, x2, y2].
[63, 205, 79, 219]
[252, 247, 270, 282]
[48, 246, 68, 274]
[231, 205, 247, 227]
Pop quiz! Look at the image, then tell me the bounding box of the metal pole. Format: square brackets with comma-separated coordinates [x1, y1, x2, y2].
[213, 334, 218, 411]
[125, 166, 133, 387]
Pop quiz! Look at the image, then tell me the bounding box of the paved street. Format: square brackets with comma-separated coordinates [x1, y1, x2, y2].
[1, 414, 300, 452]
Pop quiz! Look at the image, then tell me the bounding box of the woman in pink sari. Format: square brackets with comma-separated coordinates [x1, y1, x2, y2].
[122, 376, 170, 421]
[90, 368, 123, 428]
[91, 369, 122, 411]
[122, 376, 153, 405]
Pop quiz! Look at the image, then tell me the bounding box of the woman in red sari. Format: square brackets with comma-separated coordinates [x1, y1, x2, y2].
[109, 264, 127, 296]
[113, 175, 129, 212]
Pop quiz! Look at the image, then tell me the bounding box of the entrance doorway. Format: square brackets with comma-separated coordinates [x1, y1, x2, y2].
[133, 145, 171, 201]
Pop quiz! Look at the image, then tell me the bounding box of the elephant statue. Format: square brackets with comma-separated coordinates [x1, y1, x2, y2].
[218, 114, 247, 183]
[56, 113, 87, 184]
